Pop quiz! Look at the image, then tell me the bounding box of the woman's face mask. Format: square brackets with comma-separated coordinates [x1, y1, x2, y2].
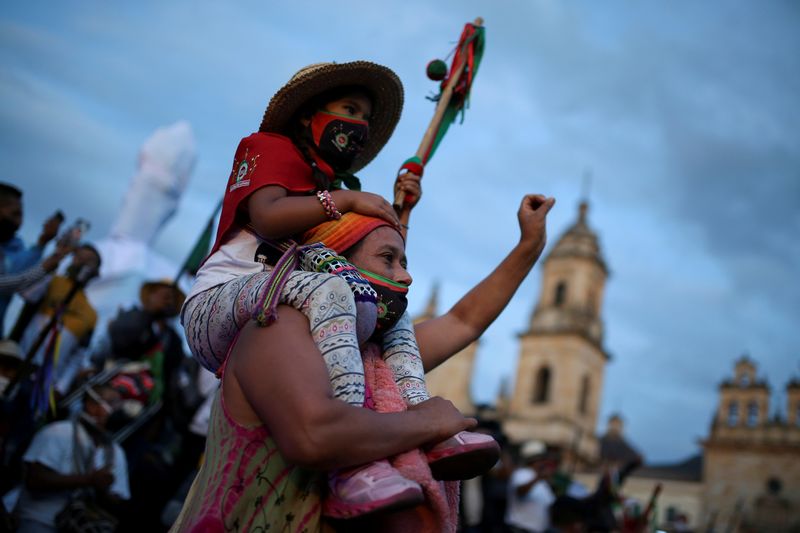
[357, 268, 408, 335]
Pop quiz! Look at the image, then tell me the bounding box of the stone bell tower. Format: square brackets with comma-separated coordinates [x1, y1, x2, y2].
[503, 201, 610, 467]
[713, 355, 770, 430]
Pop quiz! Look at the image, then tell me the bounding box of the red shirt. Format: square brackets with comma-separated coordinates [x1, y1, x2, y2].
[208, 133, 335, 258]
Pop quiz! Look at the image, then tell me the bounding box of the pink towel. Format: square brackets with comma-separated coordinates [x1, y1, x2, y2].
[358, 343, 460, 533]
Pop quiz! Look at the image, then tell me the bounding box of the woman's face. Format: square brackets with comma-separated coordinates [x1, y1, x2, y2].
[347, 227, 412, 286]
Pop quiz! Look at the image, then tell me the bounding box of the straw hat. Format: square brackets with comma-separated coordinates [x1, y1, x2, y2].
[139, 279, 186, 315]
[259, 61, 404, 173]
[0, 339, 22, 362]
[520, 440, 548, 461]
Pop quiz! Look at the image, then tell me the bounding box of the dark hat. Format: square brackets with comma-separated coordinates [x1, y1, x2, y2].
[139, 279, 186, 314]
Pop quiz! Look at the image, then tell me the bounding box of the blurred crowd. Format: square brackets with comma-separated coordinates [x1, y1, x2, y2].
[0, 183, 213, 533]
[454, 421, 682, 533]
[0, 181, 683, 532]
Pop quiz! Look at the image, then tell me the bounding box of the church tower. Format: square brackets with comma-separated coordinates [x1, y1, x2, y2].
[417, 284, 478, 415]
[713, 355, 770, 430]
[503, 201, 609, 466]
[702, 356, 800, 529]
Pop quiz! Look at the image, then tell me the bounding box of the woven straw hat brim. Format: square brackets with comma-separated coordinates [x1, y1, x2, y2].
[140, 280, 186, 311]
[259, 61, 404, 173]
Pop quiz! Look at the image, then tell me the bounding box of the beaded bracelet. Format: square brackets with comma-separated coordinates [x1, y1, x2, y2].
[316, 190, 342, 220]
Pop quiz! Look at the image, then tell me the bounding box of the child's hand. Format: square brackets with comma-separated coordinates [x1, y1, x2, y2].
[393, 172, 422, 209]
[335, 190, 401, 227]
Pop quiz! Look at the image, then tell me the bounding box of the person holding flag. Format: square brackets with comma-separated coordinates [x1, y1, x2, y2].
[17, 245, 102, 412]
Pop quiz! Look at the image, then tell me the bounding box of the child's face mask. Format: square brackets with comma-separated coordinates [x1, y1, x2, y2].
[309, 111, 369, 170]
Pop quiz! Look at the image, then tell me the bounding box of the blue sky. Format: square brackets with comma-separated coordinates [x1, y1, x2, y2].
[2, 1, 798, 463]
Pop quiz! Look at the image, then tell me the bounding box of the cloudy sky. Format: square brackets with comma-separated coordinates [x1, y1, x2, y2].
[2, 1, 798, 463]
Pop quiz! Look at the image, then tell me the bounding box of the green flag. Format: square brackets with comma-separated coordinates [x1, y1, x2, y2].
[177, 201, 221, 279]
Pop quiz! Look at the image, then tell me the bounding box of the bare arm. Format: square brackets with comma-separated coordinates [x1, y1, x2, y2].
[415, 194, 555, 372]
[25, 462, 112, 492]
[246, 186, 400, 240]
[0, 244, 71, 295]
[0, 265, 48, 295]
[225, 306, 475, 470]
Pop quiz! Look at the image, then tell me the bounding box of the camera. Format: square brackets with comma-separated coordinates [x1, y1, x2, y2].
[58, 218, 91, 247]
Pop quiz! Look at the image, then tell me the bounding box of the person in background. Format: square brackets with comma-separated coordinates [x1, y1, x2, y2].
[14, 382, 130, 533]
[0, 183, 63, 332]
[0, 339, 22, 397]
[506, 441, 558, 533]
[93, 280, 195, 533]
[548, 496, 589, 533]
[91, 279, 186, 407]
[18, 245, 102, 406]
[0, 339, 29, 500]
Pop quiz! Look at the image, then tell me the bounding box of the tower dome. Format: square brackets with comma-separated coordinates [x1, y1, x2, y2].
[527, 200, 609, 347]
[504, 199, 610, 466]
[546, 201, 608, 274]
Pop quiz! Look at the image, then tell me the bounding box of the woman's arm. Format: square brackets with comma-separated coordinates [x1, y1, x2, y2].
[415, 194, 555, 372]
[225, 306, 475, 470]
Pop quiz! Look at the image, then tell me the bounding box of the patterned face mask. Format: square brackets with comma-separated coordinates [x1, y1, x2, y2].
[357, 268, 408, 335]
[309, 110, 369, 170]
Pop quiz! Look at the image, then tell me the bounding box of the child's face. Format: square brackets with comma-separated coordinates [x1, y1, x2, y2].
[322, 92, 372, 123]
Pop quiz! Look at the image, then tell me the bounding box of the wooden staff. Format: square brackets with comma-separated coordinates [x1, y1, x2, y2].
[394, 17, 484, 232]
[641, 483, 662, 529]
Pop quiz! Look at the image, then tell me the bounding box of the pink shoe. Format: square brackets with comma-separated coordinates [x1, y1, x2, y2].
[323, 459, 424, 519]
[425, 431, 500, 481]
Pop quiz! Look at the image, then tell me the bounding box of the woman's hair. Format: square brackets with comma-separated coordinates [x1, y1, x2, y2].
[285, 85, 374, 190]
[341, 239, 364, 261]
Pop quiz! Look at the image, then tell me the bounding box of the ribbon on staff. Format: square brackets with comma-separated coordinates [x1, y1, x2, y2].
[394, 17, 486, 217]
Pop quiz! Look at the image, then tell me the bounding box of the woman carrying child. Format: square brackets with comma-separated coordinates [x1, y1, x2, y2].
[181, 61, 497, 519]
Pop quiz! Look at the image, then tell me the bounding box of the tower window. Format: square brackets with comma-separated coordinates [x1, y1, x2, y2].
[554, 282, 567, 307]
[747, 401, 759, 427]
[533, 366, 551, 404]
[727, 402, 738, 426]
[796, 401, 800, 426]
[578, 375, 590, 415]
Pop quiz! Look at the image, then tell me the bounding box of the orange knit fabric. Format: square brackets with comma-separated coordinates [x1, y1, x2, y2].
[301, 213, 395, 254]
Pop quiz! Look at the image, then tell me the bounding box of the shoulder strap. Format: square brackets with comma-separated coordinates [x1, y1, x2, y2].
[71, 419, 93, 475]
